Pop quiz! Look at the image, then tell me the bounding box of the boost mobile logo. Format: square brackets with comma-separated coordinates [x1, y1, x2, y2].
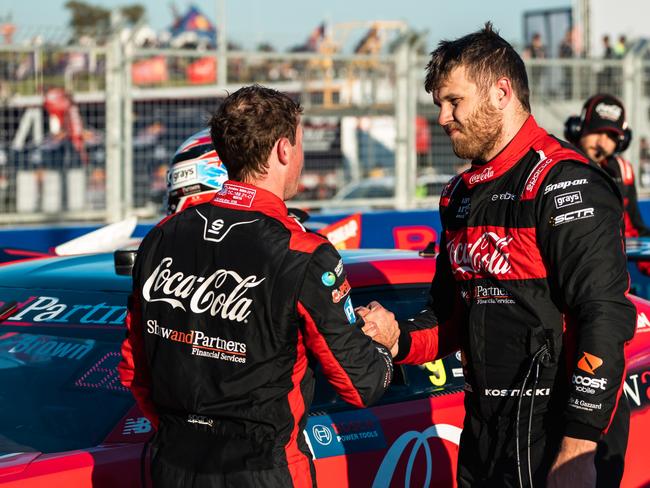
[578, 352, 603, 375]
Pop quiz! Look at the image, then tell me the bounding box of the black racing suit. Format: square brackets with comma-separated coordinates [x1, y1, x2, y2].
[394, 116, 636, 487]
[118, 181, 393, 488]
[601, 155, 650, 237]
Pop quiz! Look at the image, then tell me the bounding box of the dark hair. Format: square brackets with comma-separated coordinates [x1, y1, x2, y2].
[424, 22, 531, 112]
[209, 84, 303, 182]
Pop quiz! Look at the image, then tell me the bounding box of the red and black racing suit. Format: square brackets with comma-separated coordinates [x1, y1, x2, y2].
[394, 117, 636, 487]
[601, 155, 650, 237]
[118, 181, 393, 488]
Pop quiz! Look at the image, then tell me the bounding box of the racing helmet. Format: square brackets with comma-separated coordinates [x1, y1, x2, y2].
[166, 128, 228, 214]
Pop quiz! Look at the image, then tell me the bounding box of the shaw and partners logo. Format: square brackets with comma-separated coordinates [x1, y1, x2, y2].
[371, 424, 462, 488]
[142, 257, 265, 323]
[147, 319, 247, 363]
[447, 232, 513, 276]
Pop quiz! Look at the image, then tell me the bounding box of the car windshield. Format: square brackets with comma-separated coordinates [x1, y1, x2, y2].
[0, 289, 133, 455]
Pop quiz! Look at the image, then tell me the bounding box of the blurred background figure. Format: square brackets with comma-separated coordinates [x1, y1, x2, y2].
[565, 94, 650, 237]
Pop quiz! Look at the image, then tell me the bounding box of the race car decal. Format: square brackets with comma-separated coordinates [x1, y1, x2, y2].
[624, 369, 650, 410]
[5, 296, 127, 326]
[372, 424, 462, 488]
[305, 409, 386, 459]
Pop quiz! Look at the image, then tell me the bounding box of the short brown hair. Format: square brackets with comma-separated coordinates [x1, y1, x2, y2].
[424, 22, 531, 112]
[209, 85, 303, 181]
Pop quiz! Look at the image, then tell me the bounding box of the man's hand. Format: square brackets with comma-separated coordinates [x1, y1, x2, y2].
[547, 436, 597, 488]
[356, 301, 399, 354]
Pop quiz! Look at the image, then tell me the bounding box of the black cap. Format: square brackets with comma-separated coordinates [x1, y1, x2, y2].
[581, 94, 626, 136]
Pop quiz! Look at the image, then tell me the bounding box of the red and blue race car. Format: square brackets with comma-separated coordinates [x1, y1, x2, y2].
[0, 249, 648, 487]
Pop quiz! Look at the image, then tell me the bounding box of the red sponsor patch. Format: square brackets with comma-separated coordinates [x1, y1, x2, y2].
[213, 184, 256, 208]
[445, 226, 546, 280]
[332, 279, 351, 303]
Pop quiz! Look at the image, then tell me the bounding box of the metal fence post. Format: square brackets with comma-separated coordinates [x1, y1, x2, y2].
[394, 36, 409, 210]
[105, 15, 124, 222]
[622, 52, 641, 178]
[122, 34, 134, 218]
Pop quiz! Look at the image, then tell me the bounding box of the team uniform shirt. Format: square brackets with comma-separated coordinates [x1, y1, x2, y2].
[119, 181, 392, 488]
[601, 155, 650, 237]
[394, 116, 636, 485]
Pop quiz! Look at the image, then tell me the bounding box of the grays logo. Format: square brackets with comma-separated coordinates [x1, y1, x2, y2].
[544, 178, 588, 195]
[551, 207, 594, 226]
[554, 191, 582, 209]
[196, 209, 258, 243]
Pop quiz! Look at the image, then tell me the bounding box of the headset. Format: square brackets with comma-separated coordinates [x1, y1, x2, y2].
[564, 95, 632, 154]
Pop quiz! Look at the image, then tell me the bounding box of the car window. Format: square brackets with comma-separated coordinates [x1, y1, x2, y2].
[343, 185, 394, 199]
[0, 289, 132, 455]
[311, 284, 463, 413]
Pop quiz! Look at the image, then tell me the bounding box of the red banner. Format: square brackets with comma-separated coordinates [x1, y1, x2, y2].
[132, 56, 168, 85]
[187, 57, 217, 84]
[320, 214, 362, 250]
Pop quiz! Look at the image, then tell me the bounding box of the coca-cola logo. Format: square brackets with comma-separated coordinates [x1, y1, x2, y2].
[468, 167, 494, 185]
[142, 257, 265, 322]
[447, 232, 513, 276]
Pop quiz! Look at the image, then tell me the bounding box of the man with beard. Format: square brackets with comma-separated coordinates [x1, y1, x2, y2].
[360, 23, 635, 487]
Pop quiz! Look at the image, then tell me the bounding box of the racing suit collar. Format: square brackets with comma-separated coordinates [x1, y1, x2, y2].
[211, 180, 289, 220]
[463, 116, 546, 188]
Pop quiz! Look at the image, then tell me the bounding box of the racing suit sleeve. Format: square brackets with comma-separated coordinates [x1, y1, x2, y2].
[393, 231, 462, 364]
[537, 162, 636, 442]
[118, 243, 159, 428]
[297, 244, 393, 408]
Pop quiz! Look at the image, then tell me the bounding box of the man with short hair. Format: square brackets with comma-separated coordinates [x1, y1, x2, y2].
[119, 84, 394, 488]
[565, 93, 650, 237]
[362, 23, 635, 487]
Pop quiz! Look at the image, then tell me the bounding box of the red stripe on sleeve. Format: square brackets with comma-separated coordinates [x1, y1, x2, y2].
[284, 328, 314, 488]
[297, 301, 365, 408]
[118, 292, 159, 428]
[401, 328, 441, 365]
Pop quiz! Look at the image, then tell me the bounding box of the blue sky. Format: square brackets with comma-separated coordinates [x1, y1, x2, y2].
[3, 0, 567, 50]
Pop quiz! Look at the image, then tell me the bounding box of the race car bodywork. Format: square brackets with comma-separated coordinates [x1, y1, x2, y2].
[0, 250, 648, 487]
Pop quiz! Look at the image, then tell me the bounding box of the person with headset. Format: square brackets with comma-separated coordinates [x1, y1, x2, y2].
[565, 94, 650, 237]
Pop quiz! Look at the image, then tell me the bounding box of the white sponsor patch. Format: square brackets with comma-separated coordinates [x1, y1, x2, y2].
[554, 191, 582, 209]
[169, 163, 197, 189]
[595, 102, 622, 122]
[544, 178, 588, 195]
[491, 192, 517, 202]
[551, 207, 594, 226]
[196, 209, 259, 244]
[142, 257, 265, 322]
[484, 388, 551, 397]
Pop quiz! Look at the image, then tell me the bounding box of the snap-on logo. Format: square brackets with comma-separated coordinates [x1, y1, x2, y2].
[544, 179, 588, 195]
[468, 167, 494, 185]
[554, 191, 582, 209]
[577, 352, 604, 375]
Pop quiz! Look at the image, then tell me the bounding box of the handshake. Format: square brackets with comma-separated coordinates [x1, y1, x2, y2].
[356, 302, 400, 357]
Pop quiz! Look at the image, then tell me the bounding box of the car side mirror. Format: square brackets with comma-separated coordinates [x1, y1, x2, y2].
[114, 249, 137, 276]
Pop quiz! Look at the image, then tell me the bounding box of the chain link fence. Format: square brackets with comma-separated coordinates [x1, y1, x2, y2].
[1, 31, 649, 224]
